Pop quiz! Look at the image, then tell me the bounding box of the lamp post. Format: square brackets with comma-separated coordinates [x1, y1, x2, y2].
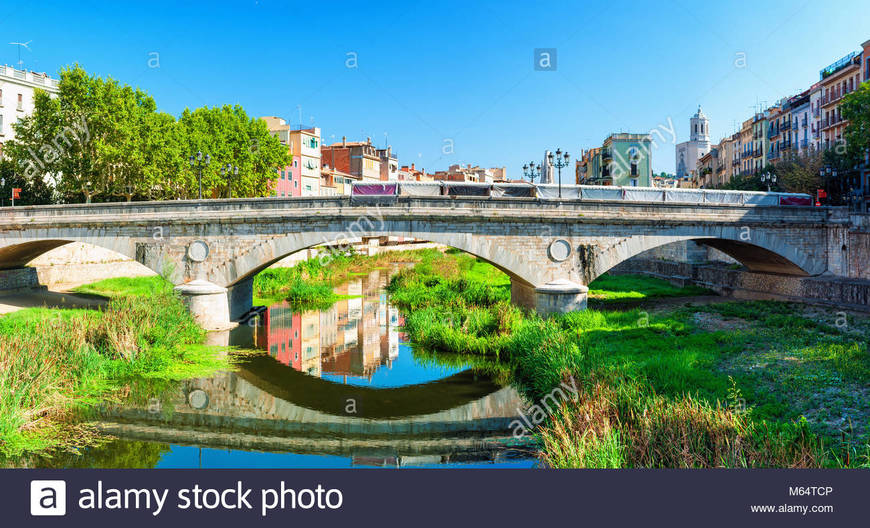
[189, 151, 211, 200]
[760, 171, 777, 192]
[548, 148, 570, 198]
[522, 161, 542, 183]
[820, 165, 838, 205]
[221, 164, 239, 198]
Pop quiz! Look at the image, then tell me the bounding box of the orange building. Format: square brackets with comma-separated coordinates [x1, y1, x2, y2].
[819, 51, 863, 149]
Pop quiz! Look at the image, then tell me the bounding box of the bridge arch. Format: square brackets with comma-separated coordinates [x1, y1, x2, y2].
[211, 227, 542, 290]
[0, 237, 141, 269]
[586, 228, 821, 284]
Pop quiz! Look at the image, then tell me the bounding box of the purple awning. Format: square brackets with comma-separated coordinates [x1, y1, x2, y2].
[779, 195, 812, 206]
[352, 183, 398, 196]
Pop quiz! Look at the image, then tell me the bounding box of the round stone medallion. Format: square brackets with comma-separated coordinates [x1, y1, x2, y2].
[548, 239, 572, 262]
[187, 240, 210, 262]
[188, 389, 210, 410]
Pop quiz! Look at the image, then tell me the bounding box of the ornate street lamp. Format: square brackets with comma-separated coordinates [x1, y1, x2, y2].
[522, 161, 542, 183]
[548, 148, 570, 198]
[760, 171, 777, 192]
[189, 151, 211, 200]
[221, 164, 239, 199]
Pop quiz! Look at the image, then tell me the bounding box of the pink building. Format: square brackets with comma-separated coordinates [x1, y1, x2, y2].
[261, 116, 304, 197]
[274, 157, 301, 197]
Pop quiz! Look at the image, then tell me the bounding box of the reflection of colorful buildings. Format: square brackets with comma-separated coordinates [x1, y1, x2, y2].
[255, 271, 401, 382]
[261, 304, 300, 371]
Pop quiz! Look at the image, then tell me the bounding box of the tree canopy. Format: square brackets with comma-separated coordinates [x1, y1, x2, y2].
[6, 64, 288, 203]
[840, 81, 870, 164]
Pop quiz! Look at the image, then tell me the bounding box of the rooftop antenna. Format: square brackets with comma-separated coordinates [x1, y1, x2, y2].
[384, 132, 388, 148]
[9, 40, 31, 69]
[296, 105, 303, 128]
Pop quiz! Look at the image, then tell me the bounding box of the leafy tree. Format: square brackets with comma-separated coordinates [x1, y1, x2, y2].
[6, 64, 151, 203]
[177, 105, 287, 198]
[0, 158, 54, 205]
[840, 81, 870, 164]
[7, 65, 288, 203]
[771, 150, 824, 195]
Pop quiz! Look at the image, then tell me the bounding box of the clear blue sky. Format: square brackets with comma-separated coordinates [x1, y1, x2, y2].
[4, 0, 869, 178]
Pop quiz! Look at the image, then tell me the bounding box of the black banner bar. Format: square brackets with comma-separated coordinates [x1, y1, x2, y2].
[4, 469, 866, 527]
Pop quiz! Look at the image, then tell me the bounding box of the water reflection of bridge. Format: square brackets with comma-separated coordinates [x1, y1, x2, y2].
[98, 355, 531, 464]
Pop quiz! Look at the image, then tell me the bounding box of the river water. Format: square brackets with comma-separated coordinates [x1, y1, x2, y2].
[50, 266, 536, 468]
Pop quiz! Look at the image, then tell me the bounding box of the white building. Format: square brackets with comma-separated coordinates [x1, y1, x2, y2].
[791, 95, 812, 156]
[675, 106, 711, 180]
[809, 83, 823, 151]
[0, 65, 59, 156]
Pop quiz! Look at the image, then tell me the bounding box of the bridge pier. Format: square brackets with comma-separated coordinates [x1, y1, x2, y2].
[227, 276, 255, 322]
[174, 280, 236, 331]
[511, 278, 588, 315]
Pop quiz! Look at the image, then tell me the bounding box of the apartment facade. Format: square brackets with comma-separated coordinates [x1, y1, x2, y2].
[376, 147, 398, 181]
[0, 65, 60, 156]
[321, 137, 381, 183]
[739, 118, 753, 176]
[809, 83, 823, 151]
[398, 163, 432, 181]
[575, 147, 601, 185]
[260, 117, 321, 196]
[790, 91, 812, 156]
[601, 133, 653, 186]
[819, 51, 863, 149]
[723, 134, 739, 184]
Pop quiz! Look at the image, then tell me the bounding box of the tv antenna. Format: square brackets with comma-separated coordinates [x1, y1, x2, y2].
[9, 40, 32, 69]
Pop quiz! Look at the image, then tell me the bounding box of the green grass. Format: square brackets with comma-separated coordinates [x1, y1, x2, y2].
[588, 273, 715, 300]
[253, 248, 440, 308]
[386, 253, 870, 468]
[0, 278, 232, 458]
[71, 276, 170, 298]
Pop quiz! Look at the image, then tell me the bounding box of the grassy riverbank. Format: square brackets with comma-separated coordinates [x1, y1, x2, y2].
[0, 279, 231, 458]
[387, 250, 870, 468]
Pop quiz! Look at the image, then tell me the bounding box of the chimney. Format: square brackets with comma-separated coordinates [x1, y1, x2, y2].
[387, 146, 391, 157]
[342, 136, 346, 147]
[411, 163, 415, 171]
[366, 137, 372, 145]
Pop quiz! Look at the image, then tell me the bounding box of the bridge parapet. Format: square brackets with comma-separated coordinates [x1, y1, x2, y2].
[0, 199, 850, 328]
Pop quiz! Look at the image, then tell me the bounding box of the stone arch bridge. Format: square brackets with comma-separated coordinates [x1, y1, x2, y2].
[0, 196, 851, 329]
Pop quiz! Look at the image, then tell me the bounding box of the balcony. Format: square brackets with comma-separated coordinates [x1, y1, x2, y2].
[731, 158, 740, 167]
[800, 139, 808, 149]
[601, 147, 612, 160]
[801, 116, 808, 127]
[782, 120, 791, 130]
[768, 127, 778, 139]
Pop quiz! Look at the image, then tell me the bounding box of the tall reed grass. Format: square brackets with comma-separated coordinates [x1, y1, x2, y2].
[0, 287, 224, 457]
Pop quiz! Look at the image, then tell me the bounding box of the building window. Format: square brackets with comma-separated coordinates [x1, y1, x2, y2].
[16, 93, 22, 110]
